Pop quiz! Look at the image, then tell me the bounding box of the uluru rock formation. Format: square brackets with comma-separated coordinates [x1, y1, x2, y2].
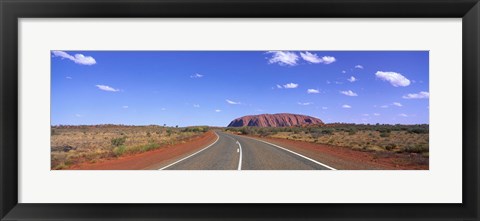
[227, 113, 324, 127]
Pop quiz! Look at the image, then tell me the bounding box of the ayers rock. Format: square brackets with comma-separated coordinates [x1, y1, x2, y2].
[227, 113, 324, 127]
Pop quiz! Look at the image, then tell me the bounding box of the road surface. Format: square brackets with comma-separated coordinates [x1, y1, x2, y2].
[158, 131, 335, 170]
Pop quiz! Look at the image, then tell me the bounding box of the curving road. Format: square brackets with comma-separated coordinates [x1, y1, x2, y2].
[158, 131, 335, 170]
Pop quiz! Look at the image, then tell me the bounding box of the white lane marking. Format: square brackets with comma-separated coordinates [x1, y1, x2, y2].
[219, 132, 243, 170]
[158, 132, 220, 170]
[236, 141, 242, 170]
[238, 135, 337, 170]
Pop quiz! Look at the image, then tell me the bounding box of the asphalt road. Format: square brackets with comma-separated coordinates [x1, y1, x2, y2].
[159, 131, 335, 170]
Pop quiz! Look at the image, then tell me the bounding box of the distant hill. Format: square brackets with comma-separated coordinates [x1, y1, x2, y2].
[227, 113, 324, 127]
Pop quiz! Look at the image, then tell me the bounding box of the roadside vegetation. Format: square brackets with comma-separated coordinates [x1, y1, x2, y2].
[224, 124, 429, 155]
[51, 125, 209, 169]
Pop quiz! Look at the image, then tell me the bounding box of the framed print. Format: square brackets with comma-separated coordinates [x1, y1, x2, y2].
[1, 0, 479, 220]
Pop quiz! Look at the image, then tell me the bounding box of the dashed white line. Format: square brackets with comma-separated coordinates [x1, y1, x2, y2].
[220, 132, 243, 170]
[158, 132, 220, 170]
[236, 141, 242, 170]
[239, 136, 337, 170]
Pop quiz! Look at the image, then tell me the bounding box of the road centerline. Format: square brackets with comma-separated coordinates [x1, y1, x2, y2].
[236, 140, 243, 170]
[219, 132, 244, 170]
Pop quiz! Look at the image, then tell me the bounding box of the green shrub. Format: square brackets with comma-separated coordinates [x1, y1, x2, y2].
[321, 129, 334, 135]
[113, 145, 126, 156]
[111, 137, 126, 147]
[240, 127, 251, 135]
[141, 143, 158, 152]
[348, 128, 357, 135]
[402, 144, 428, 153]
[385, 143, 396, 151]
[182, 126, 209, 133]
[257, 128, 272, 137]
[408, 128, 429, 134]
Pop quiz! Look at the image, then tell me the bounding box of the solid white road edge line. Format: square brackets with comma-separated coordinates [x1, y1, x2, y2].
[236, 141, 242, 170]
[241, 136, 337, 170]
[158, 131, 220, 170]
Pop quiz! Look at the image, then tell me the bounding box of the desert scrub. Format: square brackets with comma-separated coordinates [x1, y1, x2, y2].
[401, 143, 429, 153]
[111, 136, 127, 147]
[227, 124, 428, 154]
[50, 125, 209, 169]
[120, 142, 160, 155]
[113, 145, 126, 156]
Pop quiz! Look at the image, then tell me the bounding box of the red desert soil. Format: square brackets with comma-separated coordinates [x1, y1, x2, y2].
[69, 131, 217, 170]
[245, 135, 428, 170]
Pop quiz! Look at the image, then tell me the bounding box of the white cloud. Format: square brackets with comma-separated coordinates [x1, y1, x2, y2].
[122, 106, 129, 109]
[322, 107, 328, 110]
[399, 113, 408, 117]
[392, 102, 403, 107]
[355, 65, 364, 69]
[375, 71, 411, 87]
[266, 51, 299, 66]
[75, 114, 82, 118]
[190, 73, 203, 78]
[321, 56, 336, 64]
[299, 52, 336, 64]
[161, 108, 166, 111]
[402, 91, 430, 99]
[66, 76, 72, 79]
[215, 109, 222, 112]
[298, 102, 313, 106]
[380, 105, 389, 108]
[300, 52, 322, 63]
[193, 104, 200, 108]
[342, 104, 352, 108]
[347, 76, 357, 82]
[276, 84, 282, 89]
[307, 89, 319, 94]
[283, 83, 299, 89]
[373, 113, 380, 116]
[95, 85, 120, 92]
[340, 90, 358, 96]
[52, 50, 96, 65]
[326, 80, 331, 84]
[342, 70, 346, 74]
[226, 99, 241, 105]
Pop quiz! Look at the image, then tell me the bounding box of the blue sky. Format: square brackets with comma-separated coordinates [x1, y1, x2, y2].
[51, 51, 429, 126]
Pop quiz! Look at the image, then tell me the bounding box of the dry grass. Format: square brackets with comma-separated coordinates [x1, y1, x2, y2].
[225, 124, 429, 155]
[51, 125, 208, 169]
[270, 130, 428, 153]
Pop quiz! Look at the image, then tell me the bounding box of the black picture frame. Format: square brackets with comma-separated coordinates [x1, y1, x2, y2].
[1, 0, 479, 220]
